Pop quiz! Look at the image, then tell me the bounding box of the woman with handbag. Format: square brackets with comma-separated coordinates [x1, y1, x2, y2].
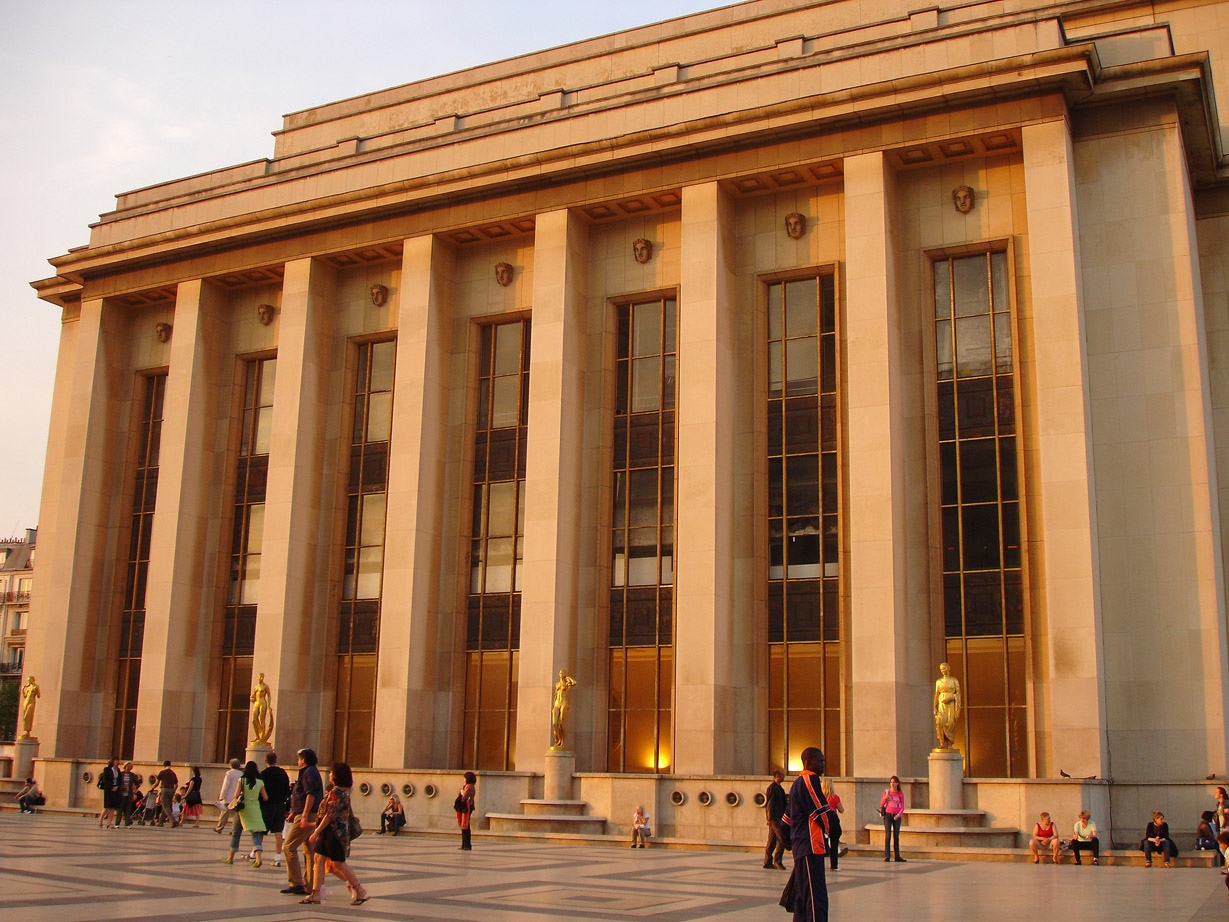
[880, 775, 906, 862]
[224, 761, 268, 867]
[302, 762, 369, 906]
[456, 771, 476, 850]
[181, 766, 204, 827]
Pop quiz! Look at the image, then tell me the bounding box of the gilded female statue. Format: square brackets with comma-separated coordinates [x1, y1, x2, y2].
[550, 669, 577, 750]
[18, 675, 39, 739]
[933, 662, 962, 751]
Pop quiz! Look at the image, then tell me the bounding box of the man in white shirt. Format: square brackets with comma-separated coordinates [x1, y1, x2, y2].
[213, 758, 243, 833]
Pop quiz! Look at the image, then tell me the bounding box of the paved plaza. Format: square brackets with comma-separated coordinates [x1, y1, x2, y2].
[1, 813, 1227, 921]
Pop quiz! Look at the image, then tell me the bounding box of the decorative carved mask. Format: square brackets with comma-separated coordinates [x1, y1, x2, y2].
[784, 212, 806, 239]
[155, 322, 172, 343]
[632, 238, 653, 264]
[370, 284, 388, 306]
[952, 185, 975, 214]
[256, 303, 275, 326]
[494, 263, 513, 287]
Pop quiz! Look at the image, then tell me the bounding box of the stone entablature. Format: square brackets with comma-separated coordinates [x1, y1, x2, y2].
[44, 0, 1221, 280]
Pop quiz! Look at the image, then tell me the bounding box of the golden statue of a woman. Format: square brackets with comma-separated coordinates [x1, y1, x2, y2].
[933, 662, 962, 751]
[18, 675, 40, 740]
[550, 669, 577, 751]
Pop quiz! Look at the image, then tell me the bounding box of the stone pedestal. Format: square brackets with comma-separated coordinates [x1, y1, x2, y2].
[928, 749, 963, 811]
[245, 741, 272, 768]
[544, 749, 575, 801]
[14, 737, 38, 780]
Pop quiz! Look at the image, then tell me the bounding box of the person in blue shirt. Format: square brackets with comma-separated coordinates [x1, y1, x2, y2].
[782, 747, 835, 922]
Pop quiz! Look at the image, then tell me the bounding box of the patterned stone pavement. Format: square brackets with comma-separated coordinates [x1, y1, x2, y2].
[2, 813, 1228, 921]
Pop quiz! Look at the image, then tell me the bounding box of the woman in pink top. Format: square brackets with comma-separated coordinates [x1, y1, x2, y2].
[880, 776, 905, 862]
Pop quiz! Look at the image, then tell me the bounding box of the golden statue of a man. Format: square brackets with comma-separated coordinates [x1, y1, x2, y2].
[549, 669, 577, 751]
[18, 675, 40, 740]
[933, 662, 962, 751]
[250, 672, 274, 744]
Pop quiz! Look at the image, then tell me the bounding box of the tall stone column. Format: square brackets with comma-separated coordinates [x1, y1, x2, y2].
[251, 257, 335, 755]
[22, 298, 128, 758]
[135, 280, 229, 761]
[674, 181, 739, 774]
[373, 235, 455, 769]
[844, 151, 916, 776]
[1022, 118, 1107, 777]
[514, 209, 588, 772]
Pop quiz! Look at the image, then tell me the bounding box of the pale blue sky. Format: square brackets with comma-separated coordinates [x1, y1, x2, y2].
[0, 0, 723, 536]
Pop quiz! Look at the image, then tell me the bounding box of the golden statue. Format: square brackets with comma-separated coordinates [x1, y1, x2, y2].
[933, 662, 962, 751]
[18, 675, 40, 740]
[549, 669, 577, 751]
[250, 672, 274, 744]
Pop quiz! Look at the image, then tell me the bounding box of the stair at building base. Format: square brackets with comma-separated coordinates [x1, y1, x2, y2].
[486, 798, 607, 835]
[867, 808, 1019, 849]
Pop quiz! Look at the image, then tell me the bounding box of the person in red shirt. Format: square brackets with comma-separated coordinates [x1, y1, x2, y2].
[1030, 811, 1061, 863]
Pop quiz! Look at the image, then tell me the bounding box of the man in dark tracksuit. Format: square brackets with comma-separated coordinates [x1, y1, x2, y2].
[764, 769, 789, 869]
[783, 747, 833, 922]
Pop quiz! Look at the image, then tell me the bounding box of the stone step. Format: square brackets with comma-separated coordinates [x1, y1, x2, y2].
[867, 823, 1020, 849]
[520, 799, 589, 817]
[901, 809, 991, 829]
[0, 806, 1217, 868]
[486, 812, 607, 836]
[850, 842, 1219, 867]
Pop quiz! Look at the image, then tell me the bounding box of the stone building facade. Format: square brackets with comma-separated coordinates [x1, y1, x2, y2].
[23, 0, 1229, 839]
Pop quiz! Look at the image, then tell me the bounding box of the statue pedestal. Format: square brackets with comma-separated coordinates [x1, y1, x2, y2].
[928, 749, 964, 811]
[543, 749, 575, 801]
[13, 737, 38, 780]
[245, 741, 272, 767]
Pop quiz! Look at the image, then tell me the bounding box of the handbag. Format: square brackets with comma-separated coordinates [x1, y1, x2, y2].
[779, 868, 796, 912]
[453, 794, 467, 813]
[348, 812, 363, 840]
[227, 785, 245, 812]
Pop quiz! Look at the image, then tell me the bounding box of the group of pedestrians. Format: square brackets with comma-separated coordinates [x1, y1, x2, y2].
[94, 758, 204, 828]
[763, 768, 885, 872]
[219, 748, 370, 906]
[80, 747, 484, 908]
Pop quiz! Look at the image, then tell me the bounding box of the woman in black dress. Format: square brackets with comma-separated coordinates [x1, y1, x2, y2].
[97, 758, 120, 828]
[456, 771, 476, 850]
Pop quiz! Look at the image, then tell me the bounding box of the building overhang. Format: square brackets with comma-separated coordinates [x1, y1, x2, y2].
[30, 12, 1227, 306]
